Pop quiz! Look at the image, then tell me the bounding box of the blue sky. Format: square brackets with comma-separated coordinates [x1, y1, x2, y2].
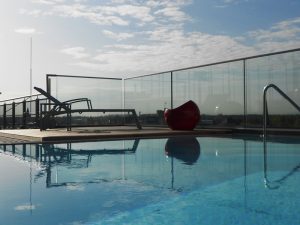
[0, 0, 300, 99]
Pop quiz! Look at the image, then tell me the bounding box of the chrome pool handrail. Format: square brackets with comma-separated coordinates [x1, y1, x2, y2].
[263, 84, 300, 139]
[263, 83, 300, 189]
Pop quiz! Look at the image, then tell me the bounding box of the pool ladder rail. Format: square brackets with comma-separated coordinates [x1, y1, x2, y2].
[263, 83, 300, 139]
[263, 84, 300, 189]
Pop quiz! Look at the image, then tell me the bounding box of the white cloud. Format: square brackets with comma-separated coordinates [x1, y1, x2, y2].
[61, 46, 90, 59]
[223, 0, 247, 4]
[149, 0, 192, 7]
[19, 8, 53, 16]
[248, 17, 300, 41]
[52, 4, 130, 26]
[14, 27, 38, 34]
[102, 30, 134, 41]
[27, 0, 191, 27]
[215, 0, 247, 8]
[249, 28, 300, 41]
[19, 8, 42, 17]
[107, 5, 154, 23]
[27, 2, 155, 26]
[68, 28, 256, 75]
[61, 14, 300, 76]
[253, 40, 300, 53]
[224, 0, 237, 3]
[110, 0, 128, 3]
[154, 6, 190, 22]
[25, 0, 299, 78]
[148, 27, 184, 42]
[31, 0, 65, 5]
[275, 17, 300, 29]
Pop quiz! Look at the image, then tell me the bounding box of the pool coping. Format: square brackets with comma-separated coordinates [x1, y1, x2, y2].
[0, 127, 232, 144]
[1, 126, 299, 144]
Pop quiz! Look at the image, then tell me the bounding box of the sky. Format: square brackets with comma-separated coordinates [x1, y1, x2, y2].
[0, 0, 300, 99]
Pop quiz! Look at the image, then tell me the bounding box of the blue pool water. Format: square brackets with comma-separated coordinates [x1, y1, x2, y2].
[0, 135, 299, 225]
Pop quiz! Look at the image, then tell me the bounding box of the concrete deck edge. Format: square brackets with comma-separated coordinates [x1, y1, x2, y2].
[41, 130, 232, 142]
[0, 128, 232, 144]
[0, 131, 42, 143]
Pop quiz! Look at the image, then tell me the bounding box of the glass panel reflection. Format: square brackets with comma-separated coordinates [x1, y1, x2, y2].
[246, 51, 300, 128]
[124, 73, 171, 126]
[47, 75, 124, 127]
[173, 61, 244, 127]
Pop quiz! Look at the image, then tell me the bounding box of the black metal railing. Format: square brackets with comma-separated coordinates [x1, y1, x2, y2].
[0, 94, 46, 129]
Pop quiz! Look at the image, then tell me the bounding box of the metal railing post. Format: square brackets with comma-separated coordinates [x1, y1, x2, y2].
[22, 144, 26, 157]
[12, 102, 16, 129]
[3, 103, 7, 129]
[22, 100, 27, 128]
[35, 98, 40, 127]
[35, 144, 40, 160]
[171, 71, 173, 109]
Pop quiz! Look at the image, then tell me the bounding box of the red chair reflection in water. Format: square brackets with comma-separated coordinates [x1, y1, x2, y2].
[164, 100, 200, 130]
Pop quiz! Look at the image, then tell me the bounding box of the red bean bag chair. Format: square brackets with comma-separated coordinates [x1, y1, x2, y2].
[164, 100, 200, 130]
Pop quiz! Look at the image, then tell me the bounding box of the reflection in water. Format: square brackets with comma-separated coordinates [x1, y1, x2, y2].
[44, 139, 140, 187]
[164, 137, 201, 190]
[263, 138, 300, 189]
[0, 139, 140, 188]
[0, 137, 300, 225]
[165, 137, 200, 165]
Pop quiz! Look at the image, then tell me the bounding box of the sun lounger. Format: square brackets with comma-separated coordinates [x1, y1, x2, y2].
[34, 86, 142, 131]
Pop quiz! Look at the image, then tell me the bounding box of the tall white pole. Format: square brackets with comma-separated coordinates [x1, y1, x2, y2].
[30, 37, 33, 112]
[30, 37, 32, 96]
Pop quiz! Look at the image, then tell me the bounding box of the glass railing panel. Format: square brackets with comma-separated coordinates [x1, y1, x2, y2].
[124, 73, 171, 126]
[246, 51, 300, 128]
[14, 102, 23, 127]
[47, 75, 124, 127]
[48, 76, 122, 109]
[26, 99, 38, 125]
[14, 102, 24, 116]
[173, 61, 244, 127]
[5, 103, 13, 128]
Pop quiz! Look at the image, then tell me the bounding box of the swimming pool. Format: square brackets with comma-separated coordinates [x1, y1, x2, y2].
[0, 135, 299, 225]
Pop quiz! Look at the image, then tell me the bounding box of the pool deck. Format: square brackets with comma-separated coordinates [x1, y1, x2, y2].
[0, 126, 232, 144]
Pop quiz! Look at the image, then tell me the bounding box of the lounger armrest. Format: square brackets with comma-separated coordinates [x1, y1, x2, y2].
[63, 98, 93, 109]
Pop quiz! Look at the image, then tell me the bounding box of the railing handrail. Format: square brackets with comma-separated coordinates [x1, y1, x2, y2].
[5, 96, 32, 114]
[263, 83, 300, 138]
[0, 94, 45, 114]
[0, 94, 42, 104]
[125, 47, 300, 80]
[46, 74, 122, 80]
